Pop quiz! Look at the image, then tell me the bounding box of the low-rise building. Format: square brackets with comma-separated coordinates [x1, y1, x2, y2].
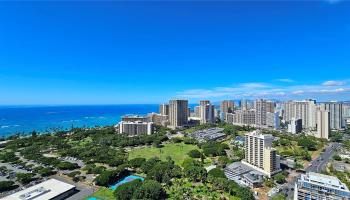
[189, 128, 226, 143]
[3, 179, 76, 200]
[294, 172, 350, 200]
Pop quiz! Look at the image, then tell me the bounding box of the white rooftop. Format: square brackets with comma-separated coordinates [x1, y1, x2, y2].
[3, 179, 75, 200]
[302, 172, 349, 191]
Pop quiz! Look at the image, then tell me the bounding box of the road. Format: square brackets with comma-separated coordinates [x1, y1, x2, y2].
[283, 142, 341, 199]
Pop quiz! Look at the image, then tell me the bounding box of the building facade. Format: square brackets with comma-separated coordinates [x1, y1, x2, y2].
[288, 118, 302, 134]
[118, 121, 153, 136]
[321, 102, 344, 130]
[221, 100, 234, 114]
[226, 110, 255, 126]
[294, 172, 350, 200]
[169, 99, 188, 129]
[255, 99, 267, 126]
[199, 100, 215, 124]
[159, 103, 169, 116]
[242, 131, 280, 177]
[283, 100, 316, 129]
[316, 109, 330, 140]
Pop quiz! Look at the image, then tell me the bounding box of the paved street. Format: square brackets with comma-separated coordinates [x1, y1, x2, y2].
[284, 142, 341, 199]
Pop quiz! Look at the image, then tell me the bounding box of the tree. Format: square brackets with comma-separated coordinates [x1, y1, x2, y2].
[94, 170, 116, 186]
[184, 165, 207, 182]
[298, 136, 317, 151]
[133, 180, 166, 200]
[333, 154, 342, 161]
[274, 172, 286, 184]
[114, 179, 142, 200]
[128, 158, 146, 168]
[208, 168, 225, 178]
[16, 173, 34, 184]
[236, 187, 255, 200]
[188, 149, 202, 158]
[0, 181, 17, 192]
[57, 161, 79, 170]
[38, 168, 56, 177]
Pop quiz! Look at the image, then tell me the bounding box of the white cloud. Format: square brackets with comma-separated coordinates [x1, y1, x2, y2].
[176, 79, 350, 100]
[322, 80, 346, 86]
[276, 78, 295, 83]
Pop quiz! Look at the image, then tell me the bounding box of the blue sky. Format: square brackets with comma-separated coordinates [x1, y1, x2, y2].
[0, 1, 349, 104]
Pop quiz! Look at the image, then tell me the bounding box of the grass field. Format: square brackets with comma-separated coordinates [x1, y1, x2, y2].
[128, 142, 200, 166]
[85, 187, 114, 200]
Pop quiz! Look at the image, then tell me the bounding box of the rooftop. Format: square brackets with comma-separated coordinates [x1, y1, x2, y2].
[3, 179, 75, 200]
[301, 172, 349, 191]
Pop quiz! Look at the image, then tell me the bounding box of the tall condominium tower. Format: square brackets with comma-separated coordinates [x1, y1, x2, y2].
[283, 100, 316, 129]
[220, 100, 234, 114]
[241, 99, 248, 110]
[169, 100, 188, 129]
[255, 99, 267, 126]
[266, 101, 275, 113]
[316, 109, 330, 140]
[199, 100, 215, 124]
[159, 103, 169, 116]
[321, 102, 344, 130]
[242, 131, 280, 177]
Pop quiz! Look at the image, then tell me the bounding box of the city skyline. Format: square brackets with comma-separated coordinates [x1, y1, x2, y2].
[0, 1, 349, 104]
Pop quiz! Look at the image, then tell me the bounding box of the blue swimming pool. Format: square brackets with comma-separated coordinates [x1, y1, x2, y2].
[110, 175, 145, 190]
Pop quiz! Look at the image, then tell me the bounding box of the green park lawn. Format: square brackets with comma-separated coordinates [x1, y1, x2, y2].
[128, 142, 199, 166]
[86, 187, 115, 200]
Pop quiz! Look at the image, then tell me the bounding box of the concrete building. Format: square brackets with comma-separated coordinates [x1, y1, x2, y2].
[147, 112, 168, 126]
[226, 110, 255, 126]
[3, 179, 76, 200]
[220, 100, 234, 114]
[121, 115, 148, 122]
[241, 99, 248, 110]
[316, 109, 330, 140]
[266, 111, 280, 130]
[194, 106, 200, 118]
[294, 172, 350, 200]
[199, 100, 215, 124]
[266, 101, 275, 113]
[159, 103, 169, 116]
[288, 118, 302, 134]
[255, 99, 267, 126]
[169, 99, 188, 129]
[242, 131, 280, 177]
[321, 102, 344, 130]
[283, 100, 317, 129]
[118, 121, 153, 135]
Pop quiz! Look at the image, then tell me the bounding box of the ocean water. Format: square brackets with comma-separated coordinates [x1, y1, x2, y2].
[0, 105, 158, 138]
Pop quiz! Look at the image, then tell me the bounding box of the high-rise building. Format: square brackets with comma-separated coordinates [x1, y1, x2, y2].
[255, 99, 267, 126]
[199, 100, 215, 124]
[118, 121, 153, 136]
[242, 131, 280, 177]
[294, 172, 350, 200]
[169, 100, 188, 129]
[121, 115, 148, 122]
[321, 102, 344, 130]
[288, 118, 302, 134]
[226, 110, 255, 125]
[159, 103, 169, 116]
[266, 111, 280, 130]
[283, 100, 316, 129]
[266, 101, 275, 113]
[194, 106, 200, 117]
[241, 99, 248, 110]
[316, 109, 330, 140]
[147, 113, 169, 126]
[220, 100, 234, 114]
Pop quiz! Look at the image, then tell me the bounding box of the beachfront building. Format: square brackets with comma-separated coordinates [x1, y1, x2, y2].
[118, 121, 153, 136]
[169, 99, 188, 129]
